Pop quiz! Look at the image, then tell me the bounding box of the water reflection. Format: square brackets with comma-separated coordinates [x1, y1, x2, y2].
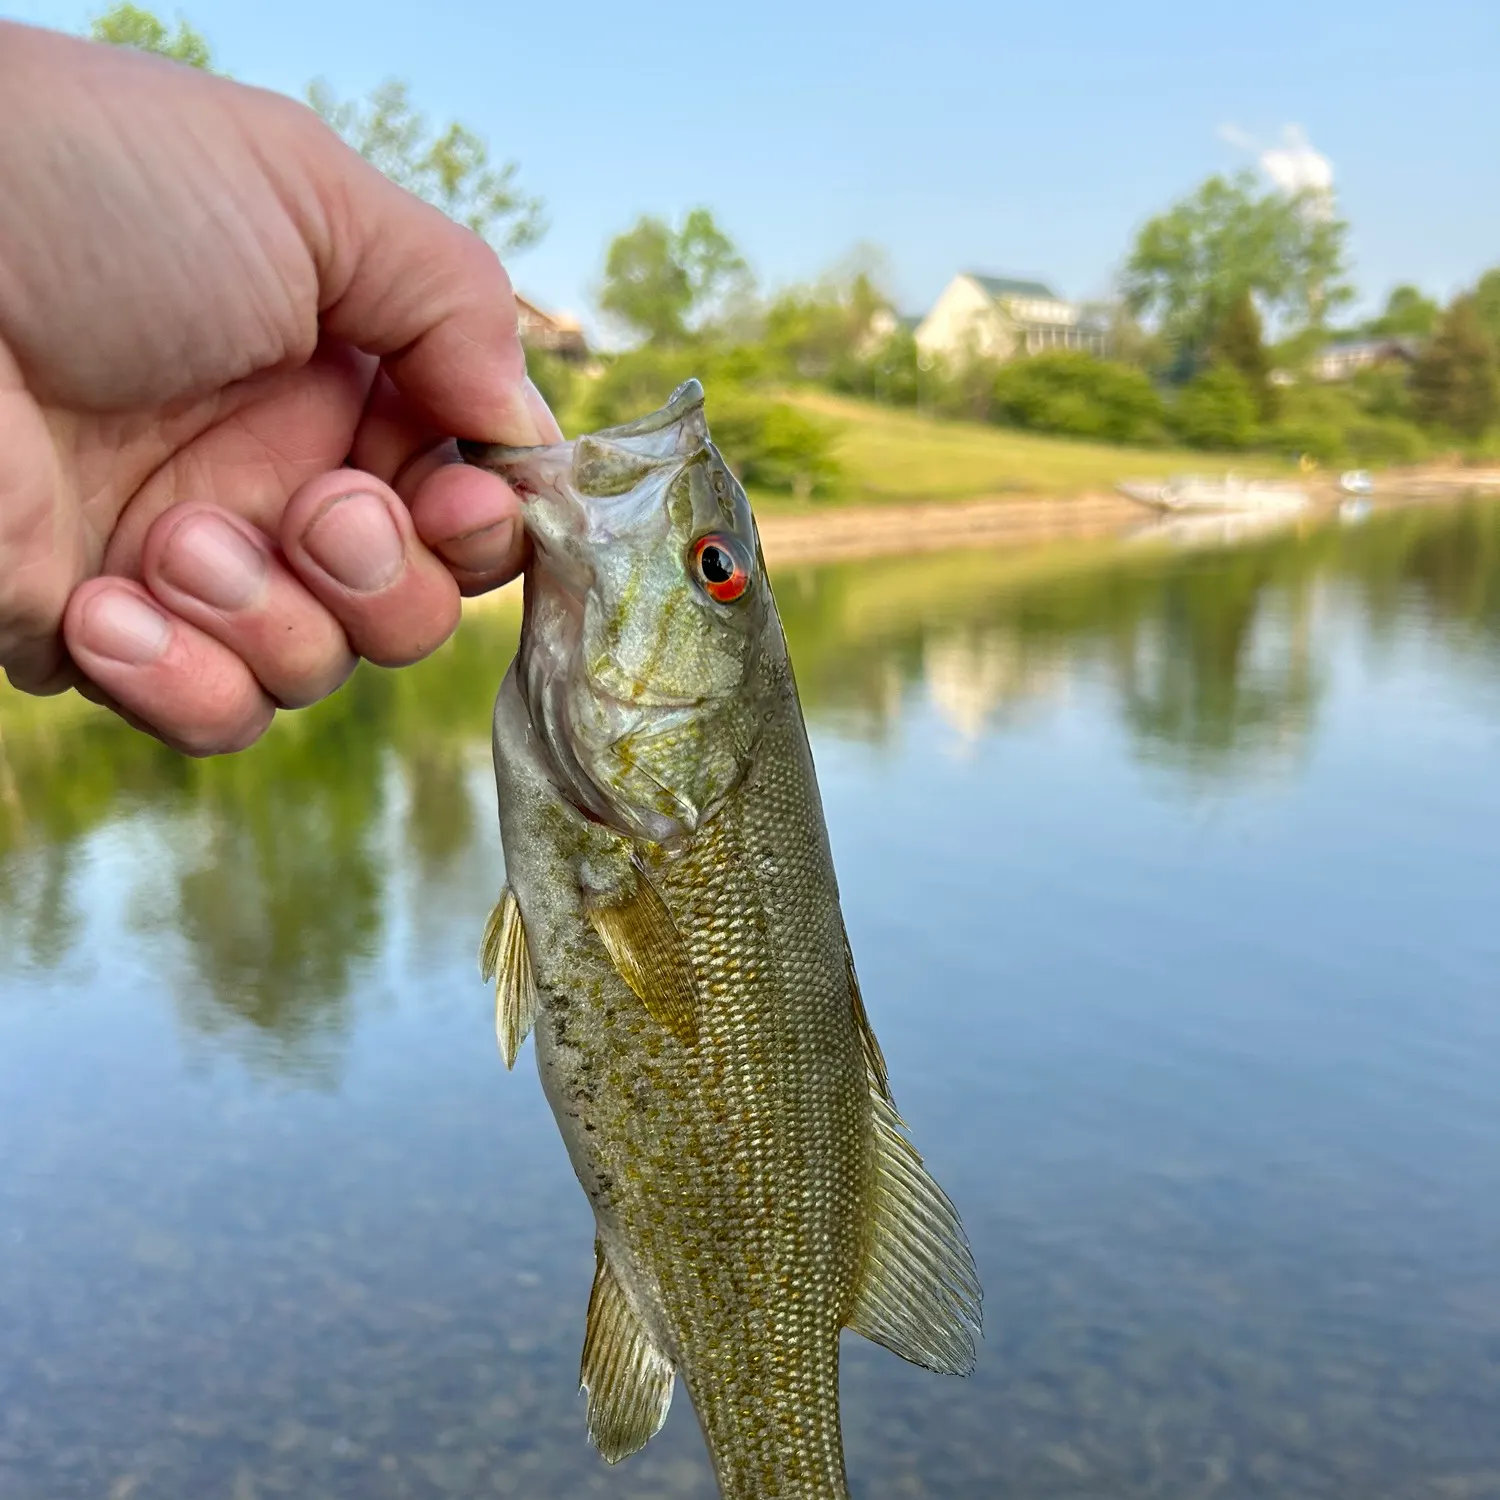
[3, 500, 1500, 1068]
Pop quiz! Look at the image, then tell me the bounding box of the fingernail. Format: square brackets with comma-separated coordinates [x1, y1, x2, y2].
[83, 591, 170, 665]
[495, 378, 562, 449]
[303, 492, 405, 593]
[523, 377, 564, 444]
[159, 513, 268, 611]
[436, 517, 517, 574]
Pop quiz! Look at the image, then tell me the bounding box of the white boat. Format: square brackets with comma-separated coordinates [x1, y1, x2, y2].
[1339, 469, 1375, 496]
[1117, 473, 1311, 515]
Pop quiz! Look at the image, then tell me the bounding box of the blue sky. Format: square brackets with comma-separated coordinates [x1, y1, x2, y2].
[7, 0, 1498, 336]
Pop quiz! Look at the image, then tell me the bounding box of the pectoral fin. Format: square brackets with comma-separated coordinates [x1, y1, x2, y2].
[585, 867, 698, 1045]
[847, 1091, 983, 1376]
[479, 887, 538, 1070]
[580, 1241, 675, 1463]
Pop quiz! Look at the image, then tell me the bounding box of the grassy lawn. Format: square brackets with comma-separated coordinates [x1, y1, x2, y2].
[761, 389, 1300, 510]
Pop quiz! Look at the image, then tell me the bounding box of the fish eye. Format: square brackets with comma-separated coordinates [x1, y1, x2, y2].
[690, 533, 752, 603]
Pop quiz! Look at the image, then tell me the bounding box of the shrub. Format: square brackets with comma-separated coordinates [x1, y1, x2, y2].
[1343, 416, 1429, 466]
[572, 347, 840, 499]
[1267, 419, 1346, 465]
[992, 352, 1165, 443]
[1173, 364, 1258, 449]
[707, 391, 842, 499]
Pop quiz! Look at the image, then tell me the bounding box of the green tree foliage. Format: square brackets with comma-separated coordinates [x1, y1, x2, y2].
[1123, 170, 1353, 374]
[90, 7, 544, 253]
[1208, 289, 1275, 421]
[522, 348, 577, 425]
[1173, 364, 1258, 449]
[1366, 284, 1440, 340]
[763, 268, 888, 381]
[1472, 268, 1500, 350]
[599, 209, 749, 344]
[1409, 294, 1500, 441]
[1270, 380, 1430, 467]
[992, 353, 1165, 443]
[835, 326, 921, 407]
[307, 79, 543, 253]
[88, 2, 213, 67]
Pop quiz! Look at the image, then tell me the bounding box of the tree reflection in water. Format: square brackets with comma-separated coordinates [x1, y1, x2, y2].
[2, 498, 1498, 1077]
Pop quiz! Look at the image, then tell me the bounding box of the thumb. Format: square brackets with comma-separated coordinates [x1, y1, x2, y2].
[281, 103, 560, 447]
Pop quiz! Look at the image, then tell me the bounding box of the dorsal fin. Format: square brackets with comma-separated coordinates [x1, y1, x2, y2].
[844, 960, 982, 1375]
[580, 1241, 675, 1462]
[480, 887, 538, 1069]
[585, 865, 698, 1045]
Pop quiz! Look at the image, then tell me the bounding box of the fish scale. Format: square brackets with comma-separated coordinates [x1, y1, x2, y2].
[465, 381, 980, 1499]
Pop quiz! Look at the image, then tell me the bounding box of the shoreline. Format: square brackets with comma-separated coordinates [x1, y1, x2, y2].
[752, 492, 1143, 565]
[457, 473, 1500, 603]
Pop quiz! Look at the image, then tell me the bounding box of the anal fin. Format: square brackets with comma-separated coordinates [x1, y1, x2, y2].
[585, 865, 698, 1045]
[580, 1241, 675, 1463]
[847, 1085, 983, 1376]
[479, 887, 538, 1069]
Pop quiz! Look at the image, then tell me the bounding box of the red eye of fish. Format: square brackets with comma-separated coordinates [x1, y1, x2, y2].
[691, 534, 752, 603]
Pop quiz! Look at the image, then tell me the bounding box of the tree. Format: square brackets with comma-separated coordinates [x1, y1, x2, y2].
[307, 79, 543, 254]
[1409, 295, 1500, 441]
[1367, 284, 1440, 340]
[88, 7, 544, 255]
[1123, 170, 1353, 375]
[599, 209, 749, 344]
[1208, 288, 1275, 420]
[88, 2, 213, 67]
[762, 248, 894, 381]
[1472, 268, 1500, 350]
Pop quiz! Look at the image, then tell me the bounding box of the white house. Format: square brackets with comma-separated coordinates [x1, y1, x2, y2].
[915, 273, 1107, 365]
[1309, 337, 1419, 383]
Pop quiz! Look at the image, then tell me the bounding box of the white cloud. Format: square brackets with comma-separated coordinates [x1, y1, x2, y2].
[1259, 125, 1334, 196]
[1218, 123, 1335, 200]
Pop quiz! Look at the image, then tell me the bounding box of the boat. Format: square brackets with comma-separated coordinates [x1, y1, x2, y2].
[1117, 473, 1312, 515]
[1339, 470, 1375, 496]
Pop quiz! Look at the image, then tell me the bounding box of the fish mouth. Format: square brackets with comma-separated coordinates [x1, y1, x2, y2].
[456, 378, 706, 472]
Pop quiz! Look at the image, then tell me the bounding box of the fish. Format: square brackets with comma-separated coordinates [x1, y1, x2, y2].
[460, 379, 981, 1499]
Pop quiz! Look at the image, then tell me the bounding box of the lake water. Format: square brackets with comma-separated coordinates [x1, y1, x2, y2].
[3, 499, 1500, 1500]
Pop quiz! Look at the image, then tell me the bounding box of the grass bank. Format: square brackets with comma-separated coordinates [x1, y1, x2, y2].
[756, 390, 1301, 512]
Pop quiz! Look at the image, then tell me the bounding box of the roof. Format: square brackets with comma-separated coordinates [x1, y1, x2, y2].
[965, 273, 1059, 301]
[1319, 337, 1420, 359]
[515, 293, 583, 334]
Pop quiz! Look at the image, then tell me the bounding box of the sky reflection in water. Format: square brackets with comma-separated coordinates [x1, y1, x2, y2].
[2, 500, 1500, 1498]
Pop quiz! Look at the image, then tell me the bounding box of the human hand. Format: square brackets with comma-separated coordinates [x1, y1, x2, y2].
[0, 22, 558, 754]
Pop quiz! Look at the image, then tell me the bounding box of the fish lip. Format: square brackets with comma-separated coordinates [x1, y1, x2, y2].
[456, 378, 706, 473]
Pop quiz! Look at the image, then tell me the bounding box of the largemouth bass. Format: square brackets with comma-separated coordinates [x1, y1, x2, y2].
[461, 380, 981, 1499]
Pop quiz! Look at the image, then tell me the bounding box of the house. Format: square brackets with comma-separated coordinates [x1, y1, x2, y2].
[1311, 337, 1420, 383]
[915, 273, 1108, 365]
[515, 294, 589, 362]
